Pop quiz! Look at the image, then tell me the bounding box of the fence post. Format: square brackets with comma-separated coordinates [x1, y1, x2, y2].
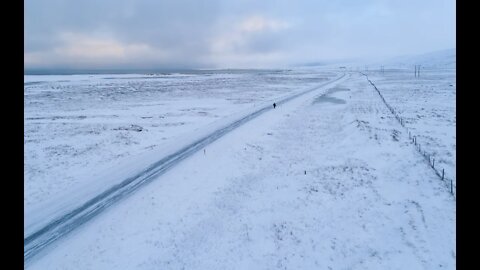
[442, 169, 444, 180]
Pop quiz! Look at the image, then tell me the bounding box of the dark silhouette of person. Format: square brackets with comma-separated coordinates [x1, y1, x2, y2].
[273, 103, 276, 109]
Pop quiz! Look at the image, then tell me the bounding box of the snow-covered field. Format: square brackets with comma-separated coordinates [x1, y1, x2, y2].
[367, 68, 456, 191]
[24, 65, 455, 269]
[24, 69, 337, 235]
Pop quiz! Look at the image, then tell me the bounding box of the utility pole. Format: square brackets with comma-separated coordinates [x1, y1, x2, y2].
[414, 65, 421, 78]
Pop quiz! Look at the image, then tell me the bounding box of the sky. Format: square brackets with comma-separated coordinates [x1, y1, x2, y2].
[24, 0, 456, 70]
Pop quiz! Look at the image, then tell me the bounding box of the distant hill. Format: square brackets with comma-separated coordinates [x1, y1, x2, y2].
[378, 48, 456, 69]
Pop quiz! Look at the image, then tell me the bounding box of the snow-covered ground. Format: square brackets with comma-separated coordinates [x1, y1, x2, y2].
[366, 68, 456, 192]
[25, 66, 455, 269]
[24, 69, 337, 236]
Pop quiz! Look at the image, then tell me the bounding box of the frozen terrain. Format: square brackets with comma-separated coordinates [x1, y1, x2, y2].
[25, 65, 455, 269]
[24, 69, 337, 236]
[366, 67, 456, 193]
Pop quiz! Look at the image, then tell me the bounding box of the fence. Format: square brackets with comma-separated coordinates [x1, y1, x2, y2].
[360, 72, 456, 200]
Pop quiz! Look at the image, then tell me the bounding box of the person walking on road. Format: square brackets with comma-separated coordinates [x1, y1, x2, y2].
[273, 102, 276, 109]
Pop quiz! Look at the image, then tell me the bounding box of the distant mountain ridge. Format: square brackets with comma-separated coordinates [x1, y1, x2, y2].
[379, 48, 456, 69]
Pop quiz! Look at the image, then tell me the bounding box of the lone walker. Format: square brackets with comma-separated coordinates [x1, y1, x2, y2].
[273, 102, 276, 109]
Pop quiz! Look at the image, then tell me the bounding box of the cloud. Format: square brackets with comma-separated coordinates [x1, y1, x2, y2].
[55, 33, 150, 59]
[24, 0, 455, 70]
[239, 15, 290, 33]
[25, 32, 169, 68]
[207, 15, 292, 67]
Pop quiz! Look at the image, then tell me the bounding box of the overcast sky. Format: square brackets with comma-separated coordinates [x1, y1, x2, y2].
[24, 0, 456, 70]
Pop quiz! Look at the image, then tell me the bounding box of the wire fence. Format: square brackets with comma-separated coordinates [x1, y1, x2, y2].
[360, 72, 456, 200]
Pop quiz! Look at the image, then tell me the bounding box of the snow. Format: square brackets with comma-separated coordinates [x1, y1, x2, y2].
[24, 69, 337, 236]
[25, 66, 455, 269]
[367, 68, 456, 193]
